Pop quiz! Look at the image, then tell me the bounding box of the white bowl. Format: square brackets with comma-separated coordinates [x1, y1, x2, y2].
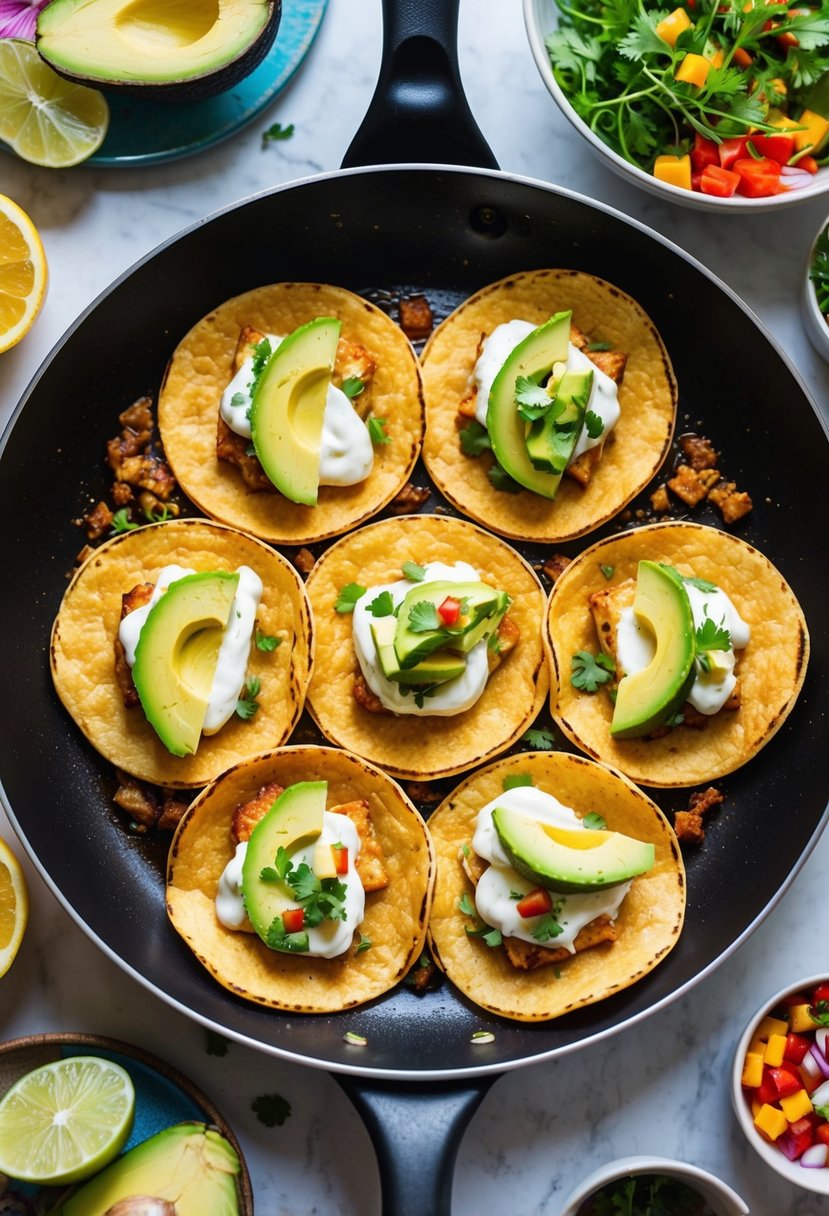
[732, 974, 829, 1195]
[803, 219, 829, 362]
[524, 0, 829, 212]
[560, 1155, 749, 1215]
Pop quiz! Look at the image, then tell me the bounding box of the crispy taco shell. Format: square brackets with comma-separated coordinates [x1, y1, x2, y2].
[427, 750, 685, 1022]
[304, 514, 549, 781]
[545, 521, 810, 787]
[420, 269, 677, 542]
[50, 518, 313, 788]
[157, 282, 424, 545]
[166, 745, 435, 1013]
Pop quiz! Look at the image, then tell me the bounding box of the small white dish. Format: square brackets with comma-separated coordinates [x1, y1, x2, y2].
[524, 0, 829, 213]
[559, 1155, 749, 1215]
[803, 219, 829, 362]
[732, 974, 829, 1196]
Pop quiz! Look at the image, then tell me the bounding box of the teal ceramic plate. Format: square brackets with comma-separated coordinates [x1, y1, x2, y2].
[0, 1032, 254, 1212]
[88, 0, 328, 166]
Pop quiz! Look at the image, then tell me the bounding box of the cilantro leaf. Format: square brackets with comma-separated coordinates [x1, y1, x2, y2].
[522, 727, 556, 751]
[248, 338, 272, 395]
[235, 677, 261, 720]
[458, 891, 476, 917]
[695, 615, 731, 653]
[407, 600, 442, 632]
[571, 650, 615, 693]
[515, 375, 553, 421]
[582, 812, 607, 830]
[368, 415, 391, 445]
[367, 590, 395, 617]
[252, 1092, 293, 1127]
[342, 376, 365, 399]
[230, 391, 246, 408]
[584, 410, 605, 439]
[587, 340, 612, 352]
[532, 913, 564, 943]
[356, 934, 372, 954]
[205, 1030, 229, 1057]
[600, 564, 615, 580]
[262, 121, 295, 144]
[110, 508, 138, 534]
[684, 576, 718, 593]
[256, 629, 281, 652]
[465, 923, 503, 948]
[809, 1000, 829, 1027]
[503, 773, 534, 790]
[402, 560, 427, 581]
[335, 582, 366, 613]
[488, 463, 523, 494]
[458, 420, 492, 456]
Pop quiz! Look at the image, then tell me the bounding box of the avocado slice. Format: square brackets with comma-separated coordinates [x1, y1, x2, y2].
[524, 367, 593, 475]
[250, 317, 341, 507]
[486, 311, 572, 497]
[241, 781, 326, 944]
[58, 1122, 241, 1216]
[610, 561, 696, 739]
[370, 616, 467, 685]
[36, 0, 280, 103]
[132, 571, 239, 758]
[393, 580, 507, 669]
[492, 805, 654, 894]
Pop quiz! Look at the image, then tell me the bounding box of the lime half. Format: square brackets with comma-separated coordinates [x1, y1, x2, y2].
[0, 39, 108, 167]
[0, 1055, 135, 1184]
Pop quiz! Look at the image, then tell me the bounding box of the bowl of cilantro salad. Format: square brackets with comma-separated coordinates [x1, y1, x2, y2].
[804, 215, 829, 359]
[524, 0, 829, 210]
[560, 1156, 749, 1215]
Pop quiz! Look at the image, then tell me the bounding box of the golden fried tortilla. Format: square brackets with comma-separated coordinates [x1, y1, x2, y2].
[50, 519, 313, 788]
[158, 283, 424, 545]
[545, 521, 809, 787]
[420, 269, 677, 542]
[166, 745, 435, 1013]
[427, 750, 685, 1022]
[304, 514, 549, 781]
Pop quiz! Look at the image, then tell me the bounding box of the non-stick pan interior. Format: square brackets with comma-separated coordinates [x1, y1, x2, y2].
[2, 167, 826, 1076]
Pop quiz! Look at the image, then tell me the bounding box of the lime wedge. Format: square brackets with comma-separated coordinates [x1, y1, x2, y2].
[0, 39, 108, 168]
[0, 1055, 135, 1184]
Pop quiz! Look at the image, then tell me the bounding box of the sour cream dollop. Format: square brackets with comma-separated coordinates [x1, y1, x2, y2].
[472, 319, 620, 462]
[215, 810, 365, 959]
[119, 563, 263, 735]
[616, 577, 750, 716]
[352, 560, 492, 716]
[220, 334, 374, 487]
[471, 786, 630, 953]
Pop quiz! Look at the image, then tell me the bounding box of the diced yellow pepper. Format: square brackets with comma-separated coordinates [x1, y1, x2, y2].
[793, 109, 829, 153]
[708, 47, 724, 67]
[751, 1097, 763, 1119]
[757, 1015, 789, 1041]
[741, 1051, 765, 1088]
[788, 1003, 818, 1033]
[780, 1088, 814, 1122]
[766, 111, 799, 131]
[754, 1104, 789, 1141]
[675, 53, 712, 87]
[653, 154, 692, 190]
[656, 7, 692, 46]
[764, 1033, 787, 1067]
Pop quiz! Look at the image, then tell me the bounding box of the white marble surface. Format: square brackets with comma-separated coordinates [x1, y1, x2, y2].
[1, 1, 828, 1213]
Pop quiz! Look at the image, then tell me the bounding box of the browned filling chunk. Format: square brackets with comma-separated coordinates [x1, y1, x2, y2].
[113, 582, 154, 707]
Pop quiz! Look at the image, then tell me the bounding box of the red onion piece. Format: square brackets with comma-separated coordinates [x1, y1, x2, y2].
[809, 1041, 829, 1079]
[803, 1050, 822, 1077]
[777, 1129, 801, 1161]
[780, 167, 817, 191]
[801, 1143, 829, 1169]
[0, 1, 49, 40]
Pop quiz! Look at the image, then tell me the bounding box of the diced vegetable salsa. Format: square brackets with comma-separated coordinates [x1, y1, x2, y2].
[741, 982, 829, 1168]
[546, 0, 829, 198]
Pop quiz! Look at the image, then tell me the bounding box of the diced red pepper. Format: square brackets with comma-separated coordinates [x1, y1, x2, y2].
[785, 1032, 812, 1064]
[437, 595, 461, 626]
[733, 46, 753, 67]
[781, 991, 811, 1008]
[749, 132, 795, 164]
[776, 29, 799, 46]
[333, 844, 349, 875]
[812, 984, 829, 1005]
[767, 1066, 803, 1098]
[799, 1065, 823, 1095]
[756, 1070, 782, 1106]
[516, 887, 553, 919]
[691, 131, 721, 172]
[732, 156, 782, 196]
[798, 154, 819, 173]
[699, 164, 741, 196]
[281, 907, 305, 934]
[816, 1124, 829, 1147]
[719, 136, 749, 168]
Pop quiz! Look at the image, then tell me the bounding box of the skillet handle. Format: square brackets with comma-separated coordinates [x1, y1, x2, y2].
[335, 1073, 496, 1215]
[341, 0, 499, 170]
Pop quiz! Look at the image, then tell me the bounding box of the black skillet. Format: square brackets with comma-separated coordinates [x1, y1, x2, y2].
[1, 1, 827, 1212]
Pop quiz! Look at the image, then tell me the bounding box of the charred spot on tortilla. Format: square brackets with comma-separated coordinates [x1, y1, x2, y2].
[165, 745, 435, 1014]
[303, 514, 549, 782]
[157, 282, 425, 546]
[420, 269, 677, 544]
[545, 520, 809, 788]
[50, 518, 313, 790]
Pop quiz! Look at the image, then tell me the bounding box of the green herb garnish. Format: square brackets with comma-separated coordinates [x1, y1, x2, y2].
[582, 812, 607, 830]
[402, 560, 426, 581]
[252, 1092, 292, 1127]
[600, 564, 615, 579]
[587, 340, 612, 352]
[262, 121, 295, 144]
[235, 676, 261, 720]
[695, 615, 731, 653]
[407, 600, 442, 632]
[342, 376, 365, 399]
[571, 650, 615, 692]
[367, 415, 391, 445]
[809, 999, 829, 1027]
[532, 913, 564, 943]
[522, 727, 556, 750]
[367, 590, 395, 617]
[458, 891, 476, 917]
[466, 923, 503, 948]
[589, 1172, 707, 1215]
[458, 420, 492, 456]
[503, 773, 534, 790]
[256, 629, 282, 652]
[584, 409, 605, 439]
[810, 222, 829, 315]
[487, 463, 523, 494]
[515, 374, 554, 421]
[205, 1030, 229, 1056]
[110, 508, 138, 534]
[355, 934, 373, 954]
[335, 582, 366, 613]
[684, 575, 719, 593]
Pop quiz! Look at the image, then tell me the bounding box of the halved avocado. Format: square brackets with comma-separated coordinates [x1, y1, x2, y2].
[610, 560, 696, 739]
[393, 580, 506, 669]
[486, 311, 572, 497]
[58, 1122, 242, 1216]
[491, 804, 654, 893]
[250, 316, 341, 507]
[132, 570, 239, 758]
[36, 0, 281, 104]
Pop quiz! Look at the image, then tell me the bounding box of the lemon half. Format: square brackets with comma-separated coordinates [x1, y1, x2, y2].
[0, 193, 48, 353]
[0, 835, 28, 976]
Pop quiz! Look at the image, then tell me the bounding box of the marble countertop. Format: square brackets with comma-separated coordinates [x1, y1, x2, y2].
[1, 1, 828, 1212]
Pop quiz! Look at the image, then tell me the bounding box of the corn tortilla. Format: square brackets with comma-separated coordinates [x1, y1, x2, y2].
[420, 269, 677, 542]
[427, 750, 685, 1022]
[166, 745, 435, 1013]
[158, 282, 424, 545]
[545, 521, 810, 788]
[50, 518, 313, 788]
[304, 514, 549, 780]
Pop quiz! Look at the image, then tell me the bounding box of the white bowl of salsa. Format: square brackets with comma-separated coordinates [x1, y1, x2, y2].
[560, 1155, 749, 1215]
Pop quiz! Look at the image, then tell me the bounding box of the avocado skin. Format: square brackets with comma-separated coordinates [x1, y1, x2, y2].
[610, 561, 696, 739]
[393, 580, 507, 669]
[492, 804, 654, 894]
[524, 367, 593, 475]
[57, 1122, 242, 1216]
[36, 1, 281, 103]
